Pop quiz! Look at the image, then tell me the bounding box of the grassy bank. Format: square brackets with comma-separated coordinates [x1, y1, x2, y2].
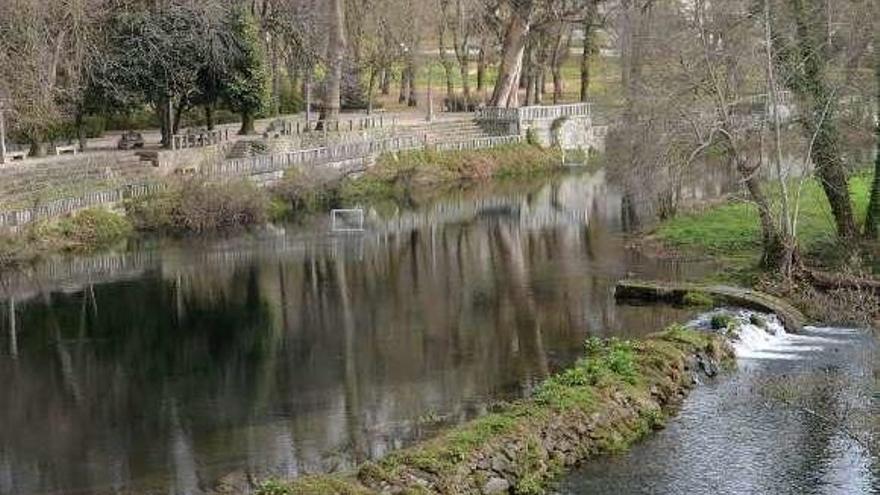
[652, 174, 872, 279]
[0, 208, 133, 268]
[338, 143, 564, 204]
[257, 327, 732, 495]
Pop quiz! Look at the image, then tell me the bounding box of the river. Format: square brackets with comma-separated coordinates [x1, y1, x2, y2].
[0, 164, 875, 494]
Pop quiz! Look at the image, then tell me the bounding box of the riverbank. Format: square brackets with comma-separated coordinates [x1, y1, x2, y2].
[256, 327, 733, 495]
[639, 172, 878, 325]
[0, 142, 563, 270]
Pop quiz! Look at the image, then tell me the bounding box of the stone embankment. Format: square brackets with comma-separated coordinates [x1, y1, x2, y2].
[258, 327, 733, 495]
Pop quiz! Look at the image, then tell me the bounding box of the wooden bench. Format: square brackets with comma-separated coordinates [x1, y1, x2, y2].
[6, 151, 27, 161]
[55, 145, 77, 156]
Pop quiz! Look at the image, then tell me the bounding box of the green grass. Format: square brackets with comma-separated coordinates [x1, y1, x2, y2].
[655, 173, 872, 271]
[339, 143, 563, 204]
[0, 207, 133, 268]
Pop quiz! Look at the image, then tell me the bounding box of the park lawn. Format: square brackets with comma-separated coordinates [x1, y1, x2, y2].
[374, 54, 622, 111]
[654, 173, 872, 273]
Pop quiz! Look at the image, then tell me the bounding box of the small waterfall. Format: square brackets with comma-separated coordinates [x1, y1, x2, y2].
[688, 308, 858, 360]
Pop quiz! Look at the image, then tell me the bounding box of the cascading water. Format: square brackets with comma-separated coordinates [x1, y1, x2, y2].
[559, 308, 878, 495]
[688, 308, 861, 360]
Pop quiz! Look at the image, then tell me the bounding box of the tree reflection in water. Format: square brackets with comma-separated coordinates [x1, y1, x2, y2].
[0, 170, 718, 495]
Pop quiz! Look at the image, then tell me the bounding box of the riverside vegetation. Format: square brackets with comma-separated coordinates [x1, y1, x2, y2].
[647, 170, 880, 326]
[256, 327, 733, 495]
[0, 143, 563, 269]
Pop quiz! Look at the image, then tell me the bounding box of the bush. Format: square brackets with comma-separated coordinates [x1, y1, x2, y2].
[54, 209, 132, 248]
[271, 169, 342, 212]
[126, 180, 269, 233]
[710, 314, 735, 331]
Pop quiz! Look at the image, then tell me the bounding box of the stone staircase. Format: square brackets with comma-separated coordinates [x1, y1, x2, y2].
[0, 151, 157, 209]
[394, 118, 500, 146]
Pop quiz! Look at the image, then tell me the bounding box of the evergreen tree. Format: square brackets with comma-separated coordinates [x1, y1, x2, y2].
[223, 7, 269, 135]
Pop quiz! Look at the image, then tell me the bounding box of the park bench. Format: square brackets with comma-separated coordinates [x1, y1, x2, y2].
[6, 151, 27, 161]
[55, 145, 77, 156]
[118, 131, 145, 150]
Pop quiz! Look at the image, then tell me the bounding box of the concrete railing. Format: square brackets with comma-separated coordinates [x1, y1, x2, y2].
[172, 129, 230, 150]
[476, 103, 592, 122]
[205, 135, 526, 178]
[267, 115, 397, 136]
[0, 183, 163, 228]
[433, 135, 523, 152]
[0, 134, 527, 226]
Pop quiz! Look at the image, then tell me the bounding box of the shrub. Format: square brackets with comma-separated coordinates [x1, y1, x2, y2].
[272, 169, 342, 212]
[127, 179, 269, 233]
[710, 314, 735, 331]
[54, 208, 133, 247]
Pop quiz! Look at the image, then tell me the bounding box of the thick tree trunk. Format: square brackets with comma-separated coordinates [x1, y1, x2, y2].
[489, 11, 530, 107]
[864, 11, 880, 238]
[239, 111, 255, 135]
[157, 102, 171, 149]
[320, 0, 345, 125]
[367, 68, 377, 114]
[399, 68, 409, 104]
[459, 62, 471, 99]
[732, 152, 787, 270]
[204, 105, 215, 131]
[381, 67, 391, 95]
[75, 110, 87, 151]
[477, 39, 487, 93]
[810, 124, 857, 238]
[29, 139, 48, 157]
[407, 64, 418, 107]
[438, 21, 456, 102]
[580, 3, 598, 102]
[783, 0, 857, 239]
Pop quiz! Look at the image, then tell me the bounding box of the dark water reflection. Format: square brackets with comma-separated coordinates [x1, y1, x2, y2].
[0, 170, 718, 494]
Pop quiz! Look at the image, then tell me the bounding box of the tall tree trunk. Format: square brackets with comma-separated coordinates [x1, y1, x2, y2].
[204, 104, 215, 131]
[399, 67, 409, 104]
[438, 1, 456, 103]
[240, 111, 255, 135]
[739, 155, 786, 270]
[489, 10, 530, 107]
[477, 38, 488, 93]
[580, 2, 598, 102]
[75, 109, 87, 151]
[381, 67, 391, 95]
[864, 6, 880, 238]
[407, 64, 418, 107]
[367, 68, 377, 114]
[320, 0, 345, 125]
[783, 0, 857, 239]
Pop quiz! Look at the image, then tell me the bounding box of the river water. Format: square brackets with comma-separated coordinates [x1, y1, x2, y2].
[0, 165, 875, 495]
[559, 312, 880, 495]
[0, 169, 723, 495]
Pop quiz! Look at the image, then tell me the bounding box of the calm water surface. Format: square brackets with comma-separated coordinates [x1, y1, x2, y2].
[0, 170, 722, 494]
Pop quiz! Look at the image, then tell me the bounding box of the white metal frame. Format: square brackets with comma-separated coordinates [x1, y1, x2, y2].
[331, 208, 365, 232]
